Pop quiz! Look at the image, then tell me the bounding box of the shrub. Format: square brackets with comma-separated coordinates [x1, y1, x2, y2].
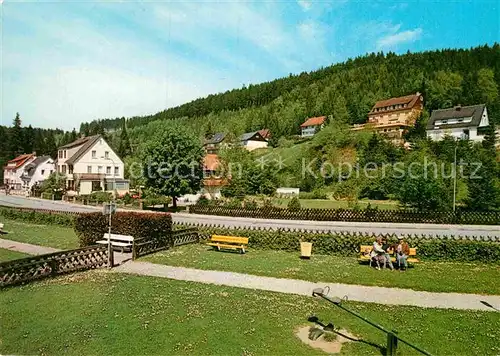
[287, 197, 301, 211]
[224, 198, 242, 209]
[299, 189, 327, 200]
[196, 196, 211, 206]
[0, 207, 74, 227]
[142, 195, 172, 207]
[90, 191, 112, 203]
[122, 192, 133, 205]
[244, 199, 258, 210]
[74, 211, 172, 247]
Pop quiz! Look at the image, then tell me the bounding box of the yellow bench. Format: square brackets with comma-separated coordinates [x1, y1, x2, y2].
[358, 245, 420, 264]
[207, 235, 249, 254]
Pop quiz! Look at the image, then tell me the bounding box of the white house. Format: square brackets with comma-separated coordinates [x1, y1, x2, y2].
[3, 153, 36, 191]
[57, 135, 129, 196]
[20, 156, 55, 191]
[426, 104, 490, 142]
[239, 131, 268, 151]
[301, 116, 326, 137]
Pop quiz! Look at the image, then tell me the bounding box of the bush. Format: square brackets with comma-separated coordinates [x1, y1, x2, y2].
[287, 197, 301, 211]
[180, 223, 500, 263]
[74, 212, 172, 247]
[90, 191, 112, 203]
[224, 198, 242, 209]
[244, 199, 258, 210]
[0, 207, 74, 227]
[196, 196, 212, 206]
[299, 189, 327, 200]
[142, 195, 172, 208]
[122, 192, 133, 205]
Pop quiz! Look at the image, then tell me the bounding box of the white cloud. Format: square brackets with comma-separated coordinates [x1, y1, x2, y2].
[377, 28, 423, 49]
[298, 0, 313, 11]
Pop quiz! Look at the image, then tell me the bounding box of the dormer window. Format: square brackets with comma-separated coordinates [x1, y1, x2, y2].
[92, 150, 96, 158]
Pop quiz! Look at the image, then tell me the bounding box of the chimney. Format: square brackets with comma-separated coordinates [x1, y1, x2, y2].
[32, 151, 37, 156]
[455, 105, 462, 111]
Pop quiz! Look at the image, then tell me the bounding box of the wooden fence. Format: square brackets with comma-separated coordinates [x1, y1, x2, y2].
[0, 245, 109, 288]
[189, 205, 500, 225]
[132, 227, 199, 259]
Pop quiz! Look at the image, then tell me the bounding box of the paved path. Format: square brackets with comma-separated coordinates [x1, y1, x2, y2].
[0, 238, 60, 255]
[173, 212, 500, 238]
[116, 260, 500, 312]
[0, 238, 131, 265]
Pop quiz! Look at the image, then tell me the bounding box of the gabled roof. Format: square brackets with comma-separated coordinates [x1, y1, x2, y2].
[4, 153, 35, 170]
[64, 135, 102, 165]
[203, 154, 220, 171]
[23, 156, 52, 178]
[240, 131, 267, 142]
[369, 92, 422, 114]
[427, 104, 486, 130]
[205, 133, 226, 145]
[301, 116, 326, 128]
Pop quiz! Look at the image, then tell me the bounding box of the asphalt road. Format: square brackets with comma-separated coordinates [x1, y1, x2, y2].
[1, 194, 498, 238]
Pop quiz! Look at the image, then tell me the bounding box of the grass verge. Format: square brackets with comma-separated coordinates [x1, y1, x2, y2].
[0, 248, 30, 262]
[0, 218, 79, 249]
[1, 271, 498, 355]
[143, 244, 500, 295]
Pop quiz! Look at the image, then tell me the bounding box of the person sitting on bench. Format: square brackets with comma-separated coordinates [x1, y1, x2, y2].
[395, 235, 410, 271]
[381, 237, 394, 270]
[371, 237, 386, 270]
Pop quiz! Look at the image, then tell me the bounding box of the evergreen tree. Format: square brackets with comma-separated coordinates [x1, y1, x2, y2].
[9, 112, 24, 157]
[24, 125, 35, 154]
[118, 119, 131, 158]
[45, 131, 58, 158]
[70, 128, 78, 142]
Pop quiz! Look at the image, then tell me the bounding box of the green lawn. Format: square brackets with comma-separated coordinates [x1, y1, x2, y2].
[0, 248, 30, 262]
[0, 218, 79, 249]
[1, 271, 498, 355]
[143, 244, 500, 295]
[272, 198, 399, 210]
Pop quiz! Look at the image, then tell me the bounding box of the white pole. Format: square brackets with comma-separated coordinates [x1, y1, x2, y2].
[453, 145, 458, 212]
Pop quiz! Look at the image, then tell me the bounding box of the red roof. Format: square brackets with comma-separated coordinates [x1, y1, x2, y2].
[203, 154, 220, 171]
[300, 116, 326, 128]
[4, 154, 35, 171]
[258, 129, 271, 139]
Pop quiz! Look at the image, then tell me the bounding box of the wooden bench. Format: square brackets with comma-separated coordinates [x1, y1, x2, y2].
[0, 223, 4, 233]
[207, 235, 248, 254]
[96, 233, 134, 252]
[358, 245, 420, 266]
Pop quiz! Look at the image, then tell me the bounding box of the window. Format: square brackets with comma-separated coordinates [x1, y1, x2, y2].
[87, 166, 92, 173]
[114, 166, 119, 176]
[106, 166, 111, 174]
[98, 166, 103, 173]
[105, 151, 109, 159]
[50, 170, 53, 174]
[69, 166, 73, 174]
[41, 169, 45, 175]
[92, 150, 96, 158]
[64, 150, 66, 159]
[62, 165, 67, 174]
[58, 150, 62, 159]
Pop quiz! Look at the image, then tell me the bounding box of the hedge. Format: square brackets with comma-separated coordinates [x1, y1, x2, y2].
[178, 224, 500, 264]
[0, 207, 75, 227]
[74, 211, 172, 247]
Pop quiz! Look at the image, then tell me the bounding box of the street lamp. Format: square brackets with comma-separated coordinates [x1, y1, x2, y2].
[101, 156, 116, 268]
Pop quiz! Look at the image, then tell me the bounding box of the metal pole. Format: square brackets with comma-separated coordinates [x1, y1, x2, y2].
[312, 289, 432, 356]
[453, 145, 458, 212]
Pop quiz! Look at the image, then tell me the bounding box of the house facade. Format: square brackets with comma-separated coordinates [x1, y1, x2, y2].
[204, 133, 227, 154]
[426, 104, 489, 142]
[3, 153, 36, 191]
[301, 116, 326, 137]
[240, 131, 268, 151]
[352, 92, 424, 144]
[20, 156, 55, 191]
[56, 135, 129, 196]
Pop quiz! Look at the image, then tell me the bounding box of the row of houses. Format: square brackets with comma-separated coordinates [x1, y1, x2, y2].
[3, 135, 129, 196]
[300, 92, 493, 145]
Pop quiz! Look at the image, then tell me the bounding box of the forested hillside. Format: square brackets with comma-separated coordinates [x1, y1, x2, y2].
[84, 44, 500, 142]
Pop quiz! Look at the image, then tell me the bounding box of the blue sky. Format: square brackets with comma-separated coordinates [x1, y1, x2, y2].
[1, 0, 499, 130]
